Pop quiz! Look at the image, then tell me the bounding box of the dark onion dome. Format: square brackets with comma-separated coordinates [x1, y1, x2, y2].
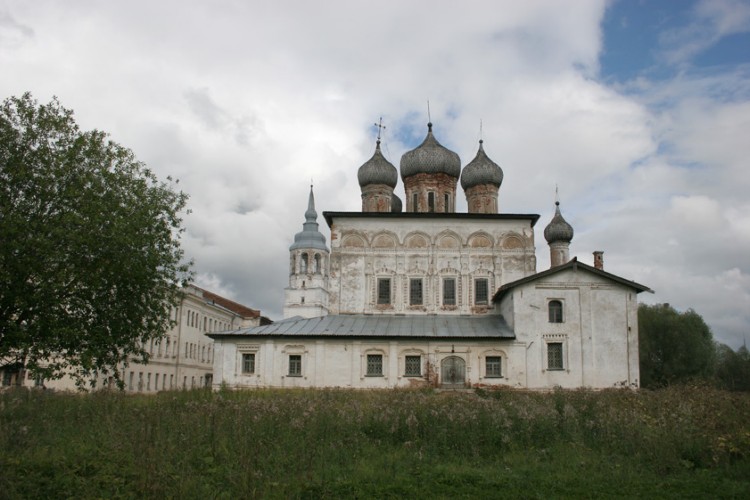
[290, 187, 328, 251]
[544, 201, 574, 244]
[460, 140, 504, 190]
[391, 193, 402, 213]
[357, 140, 398, 188]
[399, 122, 461, 179]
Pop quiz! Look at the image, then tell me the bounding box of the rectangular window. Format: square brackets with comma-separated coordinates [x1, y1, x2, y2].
[443, 278, 456, 305]
[377, 278, 391, 305]
[289, 355, 302, 376]
[486, 356, 502, 378]
[366, 354, 383, 376]
[547, 343, 564, 370]
[475, 278, 489, 305]
[242, 353, 256, 374]
[410, 278, 423, 305]
[428, 192, 435, 212]
[444, 193, 450, 212]
[412, 193, 418, 212]
[405, 355, 421, 376]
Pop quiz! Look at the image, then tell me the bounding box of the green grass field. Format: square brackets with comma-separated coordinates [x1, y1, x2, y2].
[1, 386, 749, 498]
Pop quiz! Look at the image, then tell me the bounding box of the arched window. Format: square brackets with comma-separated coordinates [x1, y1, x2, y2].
[314, 254, 321, 273]
[300, 253, 308, 273]
[548, 300, 563, 323]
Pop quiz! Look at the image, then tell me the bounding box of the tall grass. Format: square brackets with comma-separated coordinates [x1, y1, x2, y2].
[1, 386, 749, 498]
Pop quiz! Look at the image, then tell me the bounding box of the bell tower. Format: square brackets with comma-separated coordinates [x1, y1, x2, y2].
[283, 185, 330, 318]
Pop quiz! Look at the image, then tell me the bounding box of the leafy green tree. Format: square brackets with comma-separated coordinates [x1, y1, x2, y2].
[715, 343, 750, 391]
[638, 304, 715, 388]
[0, 93, 191, 387]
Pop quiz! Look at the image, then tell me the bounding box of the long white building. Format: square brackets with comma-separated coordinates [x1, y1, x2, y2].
[1, 285, 266, 391]
[210, 121, 651, 390]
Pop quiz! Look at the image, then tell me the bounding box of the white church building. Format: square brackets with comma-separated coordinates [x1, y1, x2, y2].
[209, 122, 651, 390]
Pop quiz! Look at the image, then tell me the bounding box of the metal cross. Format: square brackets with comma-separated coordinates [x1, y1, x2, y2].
[373, 117, 386, 141]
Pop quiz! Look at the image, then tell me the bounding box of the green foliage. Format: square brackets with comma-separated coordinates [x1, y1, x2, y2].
[639, 304, 716, 388]
[715, 344, 750, 392]
[1, 387, 749, 498]
[0, 93, 191, 386]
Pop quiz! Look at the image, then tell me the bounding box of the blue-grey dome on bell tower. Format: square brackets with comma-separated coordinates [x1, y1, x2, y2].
[290, 186, 328, 251]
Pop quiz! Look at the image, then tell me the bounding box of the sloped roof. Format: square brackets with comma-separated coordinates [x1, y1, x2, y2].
[192, 285, 261, 319]
[207, 313, 515, 340]
[492, 257, 653, 302]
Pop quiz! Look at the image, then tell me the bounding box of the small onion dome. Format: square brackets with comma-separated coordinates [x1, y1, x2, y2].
[460, 140, 504, 190]
[544, 202, 574, 244]
[400, 122, 461, 179]
[357, 140, 398, 188]
[391, 193, 402, 213]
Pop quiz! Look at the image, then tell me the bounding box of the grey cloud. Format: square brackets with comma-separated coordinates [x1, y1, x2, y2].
[0, 9, 34, 46]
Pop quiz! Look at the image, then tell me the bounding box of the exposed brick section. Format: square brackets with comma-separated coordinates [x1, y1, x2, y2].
[403, 172, 457, 213]
[361, 184, 394, 212]
[593, 251, 604, 270]
[464, 184, 499, 214]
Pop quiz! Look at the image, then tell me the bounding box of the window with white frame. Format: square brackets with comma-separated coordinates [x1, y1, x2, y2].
[547, 342, 564, 370]
[366, 354, 383, 376]
[443, 278, 456, 305]
[242, 353, 255, 374]
[475, 278, 489, 305]
[405, 355, 421, 376]
[288, 355, 302, 376]
[409, 278, 423, 305]
[485, 356, 502, 378]
[377, 278, 391, 305]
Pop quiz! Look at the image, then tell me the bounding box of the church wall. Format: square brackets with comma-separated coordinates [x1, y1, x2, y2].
[502, 268, 640, 389]
[211, 337, 529, 389]
[328, 215, 537, 315]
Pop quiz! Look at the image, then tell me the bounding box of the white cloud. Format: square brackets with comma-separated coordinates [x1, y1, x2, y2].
[659, 0, 750, 65]
[1, 0, 748, 348]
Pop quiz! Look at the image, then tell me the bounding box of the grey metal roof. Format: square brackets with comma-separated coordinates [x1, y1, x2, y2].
[492, 257, 653, 302]
[544, 201, 574, 244]
[290, 186, 328, 252]
[400, 123, 461, 179]
[358, 140, 398, 188]
[460, 140, 504, 190]
[322, 211, 540, 227]
[208, 313, 516, 339]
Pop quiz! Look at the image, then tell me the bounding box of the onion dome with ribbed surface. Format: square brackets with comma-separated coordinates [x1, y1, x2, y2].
[290, 186, 328, 251]
[400, 123, 461, 179]
[357, 140, 398, 188]
[391, 193, 402, 213]
[460, 140, 503, 190]
[544, 202, 574, 244]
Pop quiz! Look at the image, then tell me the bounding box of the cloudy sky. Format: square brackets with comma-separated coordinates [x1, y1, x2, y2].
[2, 0, 749, 348]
